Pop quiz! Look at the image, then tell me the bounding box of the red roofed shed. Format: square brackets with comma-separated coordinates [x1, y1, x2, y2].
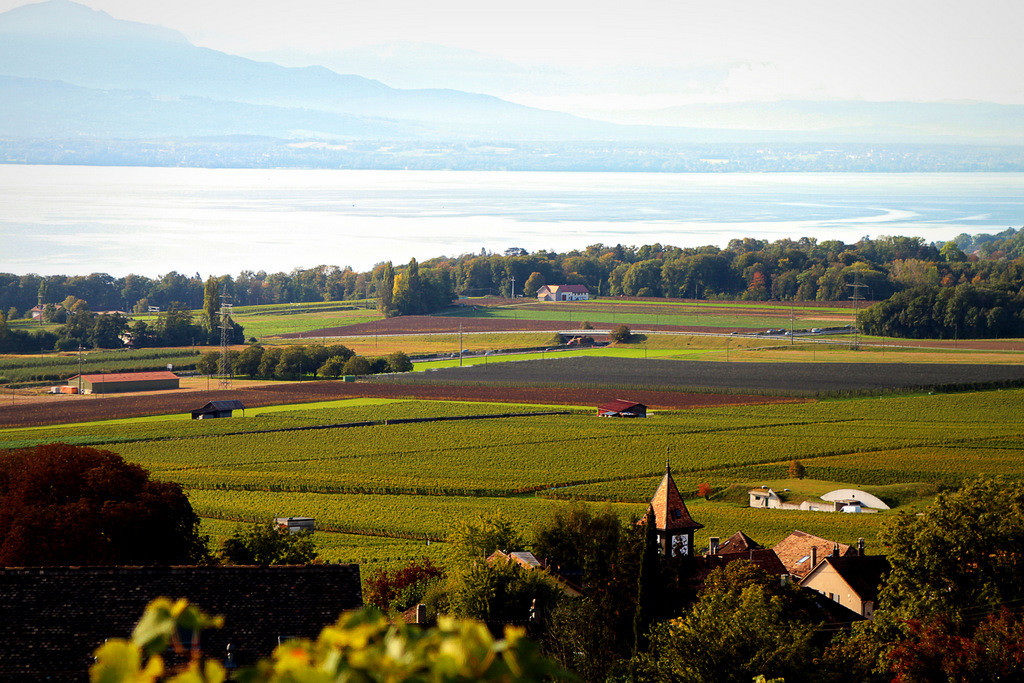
[597, 399, 647, 418]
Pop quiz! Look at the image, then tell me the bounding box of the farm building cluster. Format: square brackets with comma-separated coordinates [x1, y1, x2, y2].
[749, 487, 890, 514]
[536, 284, 589, 301]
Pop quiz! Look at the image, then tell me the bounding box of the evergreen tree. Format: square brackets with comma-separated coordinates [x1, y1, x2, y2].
[634, 505, 658, 655]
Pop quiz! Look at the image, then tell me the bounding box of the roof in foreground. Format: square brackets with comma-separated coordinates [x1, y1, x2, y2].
[0, 564, 362, 680]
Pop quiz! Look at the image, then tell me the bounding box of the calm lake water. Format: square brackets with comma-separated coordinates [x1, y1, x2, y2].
[2, 165, 1023, 276]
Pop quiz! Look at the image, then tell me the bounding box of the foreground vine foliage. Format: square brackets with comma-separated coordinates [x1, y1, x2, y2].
[90, 597, 571, 683]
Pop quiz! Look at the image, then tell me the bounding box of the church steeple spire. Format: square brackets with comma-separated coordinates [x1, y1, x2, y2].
[643, 458, 703, 557]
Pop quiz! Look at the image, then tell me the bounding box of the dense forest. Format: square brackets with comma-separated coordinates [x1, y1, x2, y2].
[2, 227, 1023, 341]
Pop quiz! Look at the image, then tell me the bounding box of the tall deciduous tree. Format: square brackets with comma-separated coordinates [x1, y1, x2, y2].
[0, 444, 210, 565]
[646, 562, 818, 682]
[202, 276, 219, 337]
[879, 477, 1024, 625]
[375, 261, 395, 316]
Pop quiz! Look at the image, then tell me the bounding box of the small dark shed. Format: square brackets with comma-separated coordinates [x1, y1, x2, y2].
[191, 400, 245, 420]
[597, 399, 648, 418]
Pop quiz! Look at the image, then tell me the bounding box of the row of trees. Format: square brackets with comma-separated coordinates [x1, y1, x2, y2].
[197, 344, 413, 380]
[4, 228, 1024, 317]
[858, 283, 1024, 338]
[0, 276, 246, 354]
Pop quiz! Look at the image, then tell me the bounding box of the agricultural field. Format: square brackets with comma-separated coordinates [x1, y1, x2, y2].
[232, 303, 380, 340]
[0, 348, 201, 384]
[281, 298, 858, 339]
[7, 388, 1022, 565]
[376, 356, 1024, 394]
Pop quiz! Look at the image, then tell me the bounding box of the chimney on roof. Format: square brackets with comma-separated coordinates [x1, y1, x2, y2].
[709, 537, 719, 555]
[811, 545, 818, 568]
[832, 543, 840, 557]
[858, 537, 865, 556]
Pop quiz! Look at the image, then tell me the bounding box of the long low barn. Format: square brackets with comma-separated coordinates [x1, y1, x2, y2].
[67, 371, 179, 394]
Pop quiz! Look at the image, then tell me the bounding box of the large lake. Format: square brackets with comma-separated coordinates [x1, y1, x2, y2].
[2, 165, 1023, 276]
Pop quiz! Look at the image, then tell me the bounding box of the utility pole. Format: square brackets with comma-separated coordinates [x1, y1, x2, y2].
[846, 273, 868, 350]
[219, 294, 233, 388]
[459, 322, 463, 367]
[790, 305, 795, 345]
[77, 344, 83, 394]
[509, 276, 515, 301]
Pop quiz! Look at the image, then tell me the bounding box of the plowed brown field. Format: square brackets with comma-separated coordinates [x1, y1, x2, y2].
[0, 380, 798, 430]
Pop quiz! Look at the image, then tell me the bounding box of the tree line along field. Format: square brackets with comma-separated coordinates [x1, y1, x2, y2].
[4, 389, 1022, 566]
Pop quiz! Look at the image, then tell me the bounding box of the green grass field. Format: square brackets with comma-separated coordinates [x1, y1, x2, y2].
[10, 389, 1022, 565]
[448, 299, 855, 331]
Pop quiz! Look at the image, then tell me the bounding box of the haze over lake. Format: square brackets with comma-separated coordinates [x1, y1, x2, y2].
[3, 165, 1023, 277]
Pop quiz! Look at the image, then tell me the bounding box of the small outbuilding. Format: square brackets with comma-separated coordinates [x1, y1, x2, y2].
[191, 400, 245, 420]
[274, 517, 315, 534]
[67, 371, 179, 394]
[597, 399, 647, 418]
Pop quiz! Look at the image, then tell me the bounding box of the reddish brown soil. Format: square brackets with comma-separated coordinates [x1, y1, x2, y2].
[277, 316, 567, 337]
[278, 315, 738, 338]
[0, 380, 799, 430]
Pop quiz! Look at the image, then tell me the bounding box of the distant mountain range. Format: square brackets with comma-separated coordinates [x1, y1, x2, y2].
[1, 0, 1023, 169]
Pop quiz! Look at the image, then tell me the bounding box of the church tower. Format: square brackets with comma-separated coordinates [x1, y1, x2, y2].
[644, 463, 703, 557]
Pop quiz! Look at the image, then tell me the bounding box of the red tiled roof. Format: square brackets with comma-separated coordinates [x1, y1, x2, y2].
[68, 371, 179, 383]
[646, 466, 703, 531]
[773, 530, 854, 579]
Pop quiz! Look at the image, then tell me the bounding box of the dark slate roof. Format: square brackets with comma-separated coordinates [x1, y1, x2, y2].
[717, 531, 764, 554]
[820, 555, 892, 604]
[193, 400, 246, 413]
[0, 564, 362, 681]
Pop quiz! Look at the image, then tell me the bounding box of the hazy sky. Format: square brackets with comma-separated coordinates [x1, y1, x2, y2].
[3, 0, 1023, 114]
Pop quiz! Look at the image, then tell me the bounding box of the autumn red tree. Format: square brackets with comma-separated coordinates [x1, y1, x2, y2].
[363, 557, 443, 612]
[0, 443, 209, 565]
